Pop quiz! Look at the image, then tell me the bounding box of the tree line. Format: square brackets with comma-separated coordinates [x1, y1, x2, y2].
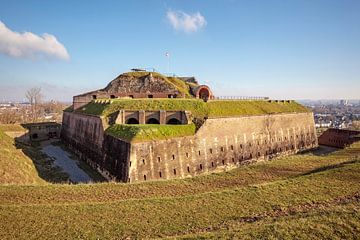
[0, 87, 69, 124]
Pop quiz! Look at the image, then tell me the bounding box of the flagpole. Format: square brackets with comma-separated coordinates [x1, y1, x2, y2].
[166, 52, 170, 74]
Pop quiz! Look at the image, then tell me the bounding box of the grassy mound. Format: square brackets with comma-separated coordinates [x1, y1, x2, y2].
[0, 143, 359, 239]
[0, 126, 45, 185]
[106, 124, 197, 142]
[121, 72, 194, 97]
[76, 99, 309, 118]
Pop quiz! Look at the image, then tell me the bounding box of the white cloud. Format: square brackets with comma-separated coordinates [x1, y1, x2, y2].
[0, 21, 70, 60]
[166, 10, 207, 33]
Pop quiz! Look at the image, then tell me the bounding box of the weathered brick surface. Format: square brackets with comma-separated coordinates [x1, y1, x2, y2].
[318, 128, 360, 148]
[61, 112, 318, 183]
[129, 112, 317, 182]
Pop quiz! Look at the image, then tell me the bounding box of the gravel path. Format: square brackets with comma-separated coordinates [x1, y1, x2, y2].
[42, 145, 92, 183]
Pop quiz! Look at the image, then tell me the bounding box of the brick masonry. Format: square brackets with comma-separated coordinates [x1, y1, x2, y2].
[61, 111, 318, 182]
[318, 128, 360, 148]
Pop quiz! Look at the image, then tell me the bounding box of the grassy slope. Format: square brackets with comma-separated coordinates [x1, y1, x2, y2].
[0, 143, 359, 239]
[0, 126, 45, 185]
[105, 124, 197, 142]
[77, 99, 308, 118]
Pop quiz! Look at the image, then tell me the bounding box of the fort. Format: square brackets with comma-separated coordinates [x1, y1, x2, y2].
[61, 70, 318, 182]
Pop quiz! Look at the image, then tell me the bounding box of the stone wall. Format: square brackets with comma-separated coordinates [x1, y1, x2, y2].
[61, 111, 317, 183]
[318, 128, 360, 148]
[61, 112, 129, 180]
[128, 112, 317, 183]
[114, 110, 191, 124]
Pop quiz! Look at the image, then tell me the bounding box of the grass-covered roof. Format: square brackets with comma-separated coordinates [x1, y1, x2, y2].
[73, 99, 309, 142]
[105, 124, 196, 143]
[75, 99, 309, 118]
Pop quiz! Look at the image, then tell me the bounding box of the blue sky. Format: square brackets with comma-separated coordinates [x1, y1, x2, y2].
[0, 0, 359, 102]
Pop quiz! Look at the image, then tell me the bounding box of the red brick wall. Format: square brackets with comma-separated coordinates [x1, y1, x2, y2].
[318, 128, 360, 148]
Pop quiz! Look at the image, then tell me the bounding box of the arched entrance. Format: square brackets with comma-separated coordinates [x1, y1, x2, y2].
[126, 118, 139, 124]
[195, 85, 212, 102]
[199, 88, 210, 101]
[146, 118, 160, 124]
[167, 118, 182, 125]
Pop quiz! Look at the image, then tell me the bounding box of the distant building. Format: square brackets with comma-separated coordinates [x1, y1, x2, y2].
[23, 122, 61, 141]
[318, 128, 360, 148]
[339, 99, 349, 106]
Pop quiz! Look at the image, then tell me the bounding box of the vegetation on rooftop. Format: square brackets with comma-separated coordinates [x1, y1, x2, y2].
[73, 99, 308, 142]
[207, 100, 309, 117]
[0, 138, 359, 238]
[105, 123, 196, 142]
[76, 99, 309, 118]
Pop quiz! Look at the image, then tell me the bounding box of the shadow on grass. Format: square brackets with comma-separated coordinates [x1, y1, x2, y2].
[299, 159, 359, 177]
[299, 145, 341, 156]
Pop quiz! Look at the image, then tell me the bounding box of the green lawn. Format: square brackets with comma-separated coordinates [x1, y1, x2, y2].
[0, 141, 359, 239]
[105, 123, 197, 142]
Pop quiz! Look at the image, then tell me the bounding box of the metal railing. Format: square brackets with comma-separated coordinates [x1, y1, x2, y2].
[214, 96, 269, 100]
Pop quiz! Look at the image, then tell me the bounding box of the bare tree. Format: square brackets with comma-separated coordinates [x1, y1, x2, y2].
[26, 87, 43, 122]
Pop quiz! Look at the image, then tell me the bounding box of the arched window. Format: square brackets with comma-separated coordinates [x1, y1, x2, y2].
[146, 118, 160, 124]
[126, 118, 139, 124]
[167, 118, 182, 125]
